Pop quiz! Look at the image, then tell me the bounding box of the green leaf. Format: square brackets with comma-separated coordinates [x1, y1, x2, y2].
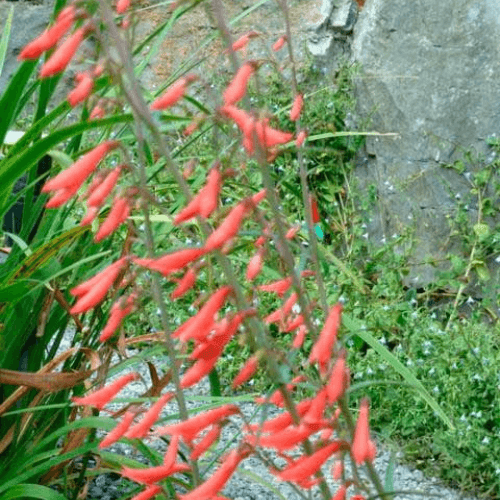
[0, 484, 67, 500]
[0, 60, 37, 146]
[473, 223, 489, 240]
[0, 5, 14, 77]
[342, 313, 455, 430]
[384, 450, 396, 493]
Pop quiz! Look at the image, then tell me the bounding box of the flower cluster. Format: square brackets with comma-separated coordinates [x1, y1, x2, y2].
[20, 1, 382, 499]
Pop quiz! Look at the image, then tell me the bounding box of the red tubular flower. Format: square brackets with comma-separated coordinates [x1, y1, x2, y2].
[257, 277, 292, 297]
[180, 448, 246, 500]
[174, 167, 221, 224]
[223, 61, 257, 106]
[71, 257, 126, 298]
[134, 248, 206, 277]
[18, 6, 75, 60]
[155, 405, 239, 442]
[276, 441, 340, 482]
[331, 459, 343, 481]
[292, 324, 307, 348]
[289, 94, 304, 121]
[309, 302, 343, 375]
[351, 399, 376, 465]
[296, 130, 307, 147]
[70, 257, 127, 314]
[264, 292, 298, 326]
[121, 462, 190, 485]
[100, 293, 136, 342]
[80, 206, 99, 227]
[246, 399, 312, 434]
[255, 120, 293, 148]
[219, 105, 254, 134]
[302, 388, 328, 426]
[87, 166, 122, 208]
[43, 141, 119, 203]
[190, 424, 221, 460]
[331, 484, 347, 500]
[229, 31, 260, 52]
[272, 35, 287, 52]
[173, 286, 232, 342]
[326, 353, 348, 404]
[258, 424, 317, 452]
[246, 248, 264, 281]
[129, 485, 162, 500]
[90, 104, 106, 120]
[163, 435, 180, 468]
[232, 355, 258, 388]
[125, 392, 174, 439]
[39, 26, 87, 78]
[72, 372, 138, 410]
[150, 75, 196, 111]
[94, 196, 131, 242]
[204, 200, 252, 252]
[116, 0, 131, 14]
[99, 411, 137, 449]
[180, 357, 218, 389]
[67, 72, 94, 107]
[285, 225, 300, 239]
[284, 314, 304, 332]
[171, 267, 197, 299]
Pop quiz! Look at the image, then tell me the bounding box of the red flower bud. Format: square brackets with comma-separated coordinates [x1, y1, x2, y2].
[39, 26, 87, 78]
[289, 94, 303, 121]
[67, 72, 94, 107]
[72, 372, 138, 410]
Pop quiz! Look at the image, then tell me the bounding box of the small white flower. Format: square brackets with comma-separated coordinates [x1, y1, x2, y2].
[366, 367, 374, 375]
[292, 303, 301, 314]
[466, 296, 474, 305]
[363, 232, 369, 239]
[380, 336, 387, 344]
[382, 305, 390, 311]
[472, 347, 480, 355]
[428, 367, 436, 376]
[433, 386, 440, 394]
[381, 237, 387, 244]
[406, 359, 413, 366]
[459, 414, 467, 423]
[392, 233, 399, 239]
[482, 437, 490, 445]
[472, 373, 482, 381]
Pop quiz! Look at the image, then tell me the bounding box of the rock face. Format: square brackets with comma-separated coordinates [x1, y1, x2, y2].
[309, 0, 500, 287]
[0, 0, 55, 94]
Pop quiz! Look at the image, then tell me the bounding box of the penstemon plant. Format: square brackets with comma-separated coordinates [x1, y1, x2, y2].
[11, 0, 391, 498]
